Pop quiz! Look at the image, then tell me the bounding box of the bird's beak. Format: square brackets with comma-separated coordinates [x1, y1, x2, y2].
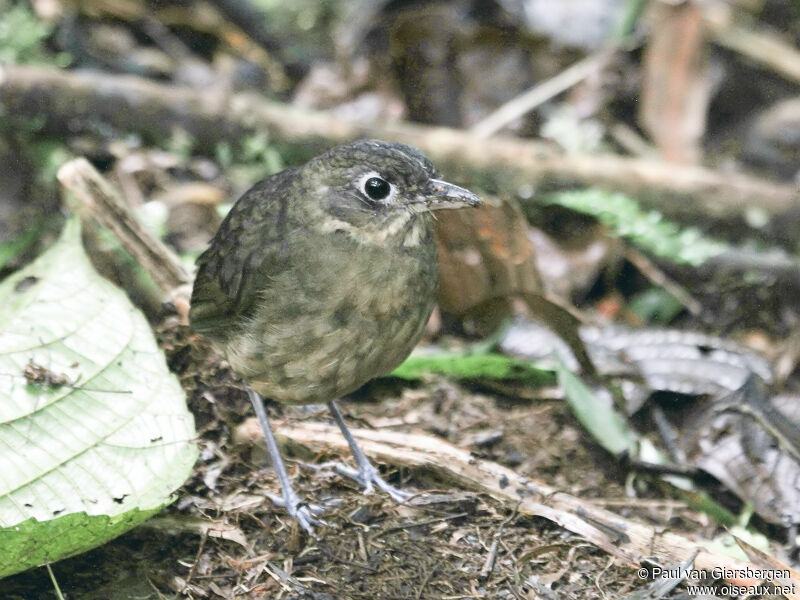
[422, 179, 482, 211]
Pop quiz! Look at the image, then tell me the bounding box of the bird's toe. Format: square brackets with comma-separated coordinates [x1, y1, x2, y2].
[265, 491, 327, 536]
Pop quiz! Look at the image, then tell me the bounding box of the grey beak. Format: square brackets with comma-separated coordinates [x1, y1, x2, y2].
[425, 178, 482, 210]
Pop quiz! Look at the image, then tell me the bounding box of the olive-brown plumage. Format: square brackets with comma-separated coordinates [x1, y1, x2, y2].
[190, 139, 480, 533]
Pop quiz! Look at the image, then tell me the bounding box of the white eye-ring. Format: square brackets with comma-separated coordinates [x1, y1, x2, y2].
[358, 171, 396, 203]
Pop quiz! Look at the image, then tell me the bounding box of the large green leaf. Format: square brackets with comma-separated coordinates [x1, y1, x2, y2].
[0, 218, 198, 578]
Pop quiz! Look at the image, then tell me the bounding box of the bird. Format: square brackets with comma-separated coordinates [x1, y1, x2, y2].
[190, 139, 481, 533]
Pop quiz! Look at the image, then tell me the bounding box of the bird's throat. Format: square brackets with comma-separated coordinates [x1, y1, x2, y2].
[316, 210, 430, 248]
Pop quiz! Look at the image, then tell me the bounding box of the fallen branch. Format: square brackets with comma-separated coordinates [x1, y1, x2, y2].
[57, 158, 192, 307]
[235, 418, 800, 594]
[706, 14, 800, 86]
[2, 64, 797, 230]
[470, 47, 616, 138]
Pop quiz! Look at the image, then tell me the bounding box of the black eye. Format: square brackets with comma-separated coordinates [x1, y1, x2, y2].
[363, 177, 391, 201]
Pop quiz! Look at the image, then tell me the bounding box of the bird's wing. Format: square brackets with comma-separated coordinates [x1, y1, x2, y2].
[189, 168, 298, 340]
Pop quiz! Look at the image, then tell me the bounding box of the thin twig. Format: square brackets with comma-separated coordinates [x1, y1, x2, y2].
[57, 158, 191, 295]
[415, 566, 435, 600]
[609, 122, 657, 157]
[373, 512, 470, 538]
[707, 15, 800, 85]
[262, 561, 308, 595]
[593, 555, 616, 599]
[478, 538, 500, 581]
[182, 529, 209, 591]
[624, 247, 702, 315]
[471, 47, 616, 138]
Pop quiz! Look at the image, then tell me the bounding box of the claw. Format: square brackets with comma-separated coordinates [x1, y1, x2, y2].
[287, 502, 325, 536]
[337, 462, 411, 503]
[325, 400, 414, 504]
[310, 460, 411, 503]
[265, 491, 327, 535]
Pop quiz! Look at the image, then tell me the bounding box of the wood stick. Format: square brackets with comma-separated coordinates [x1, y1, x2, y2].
[707, 17, 800, 85]
[57, 158, 190, 293]
[236, 418, 800, 591]
[470, 47, 616, 138]
[2, 65, 797, 229]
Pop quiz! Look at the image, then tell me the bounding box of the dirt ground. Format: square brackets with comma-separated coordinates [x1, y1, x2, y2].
[3, 332, 768, 599]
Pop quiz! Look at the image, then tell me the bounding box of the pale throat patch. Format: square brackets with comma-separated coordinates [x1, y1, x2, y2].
[402, 219, 426, 247]
[315, 210, 425, 247]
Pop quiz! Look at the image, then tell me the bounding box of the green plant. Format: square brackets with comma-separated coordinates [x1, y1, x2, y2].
[0, 1, 64, 65]
[544, 189, 727, 266]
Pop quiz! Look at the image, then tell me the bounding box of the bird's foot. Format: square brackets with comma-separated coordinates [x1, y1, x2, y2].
[323, 400, 412, 503]
[265, 488, 327, 536]
[312, 460, 411, 503]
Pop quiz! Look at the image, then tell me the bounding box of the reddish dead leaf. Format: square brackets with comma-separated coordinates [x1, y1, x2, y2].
[434, 196, 542, 319]
[434, 197, 593, 372]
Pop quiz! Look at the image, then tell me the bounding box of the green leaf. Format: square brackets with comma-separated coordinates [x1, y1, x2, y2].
[0, 218, 198, 578]
[0, 225, 41, 271]
[390, 350, 554, 384]
[675, 488, 738, 528]
[544, 190, 727, 266]
[389, 351, 552, 384]
[628, 288, 683, 324]
[0, 1, 54, 64]
[555, 358, 634, 456]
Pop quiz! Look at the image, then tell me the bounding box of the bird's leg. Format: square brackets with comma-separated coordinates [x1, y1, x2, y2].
[325, 400, 410, 503]
[248, 389, 324, 535]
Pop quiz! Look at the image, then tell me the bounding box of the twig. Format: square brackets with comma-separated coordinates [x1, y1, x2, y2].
[374, 512, 469, 538]
[624, 247, 702, 315]
[262, 561, 309, 595]
[699, 248, 800, 290]
[234, 419, 800, 593]
[609, 122, 657, 158]
[57, 158, 190, 294]
[182, 529, 208, 592]
[478, 537, 500, 581]
[415, 566, 435, 600]
[594, 555, 616, 598]
[2, 65, 797, 231]
[45, 564, 65, 600]
[481, 502, 519, 581]
[470, 47, 616, 138]
[707, 16, 800, 85]
[147, 577, 170, 600]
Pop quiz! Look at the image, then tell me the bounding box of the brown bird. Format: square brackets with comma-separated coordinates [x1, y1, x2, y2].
[190, 139, 481, 533]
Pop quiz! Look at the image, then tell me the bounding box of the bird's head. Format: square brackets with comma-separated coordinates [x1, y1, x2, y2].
[297, 139, 481, 246]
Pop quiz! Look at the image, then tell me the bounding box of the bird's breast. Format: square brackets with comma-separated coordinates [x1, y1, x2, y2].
[223, 226, 438, 404]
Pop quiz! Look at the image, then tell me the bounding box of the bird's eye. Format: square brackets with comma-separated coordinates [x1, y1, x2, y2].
[363, 177, 392, 201]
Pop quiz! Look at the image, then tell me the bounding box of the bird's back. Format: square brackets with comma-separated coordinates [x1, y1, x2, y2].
[190, 168, 299, 340]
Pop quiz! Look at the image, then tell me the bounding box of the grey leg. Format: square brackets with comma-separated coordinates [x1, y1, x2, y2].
[248, 389, 323, 535]
[326, 400, 410, 503]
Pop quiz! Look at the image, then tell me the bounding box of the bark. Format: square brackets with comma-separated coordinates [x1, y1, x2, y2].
[2, 64, 797, 231]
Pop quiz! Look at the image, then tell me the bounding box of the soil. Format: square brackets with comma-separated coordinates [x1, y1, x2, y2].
[2, 332, 757, 599]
